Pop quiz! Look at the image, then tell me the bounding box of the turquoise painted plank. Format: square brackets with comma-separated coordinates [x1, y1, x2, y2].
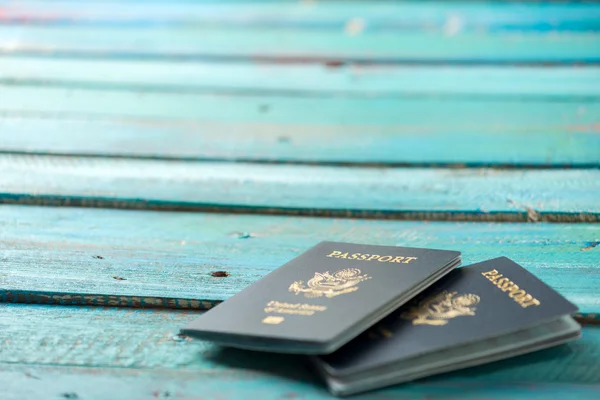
[1, 114, 598, 167]
[3, 85, 597, 126]
[1, 86, 598, 166]
[1, 120, 598, 168]
[2, 1, 600, 32]
[0, 155, 598, 220]
[2, 58, 600, 97]
[1, 206, 599, 313]
[0, 304, 599, 400]
[1, 26, 598, 62]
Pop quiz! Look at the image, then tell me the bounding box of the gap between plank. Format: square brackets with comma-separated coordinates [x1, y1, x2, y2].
[0, 151, 597, 170]
[1, 195, 598, 223]
[2, 290, 597, 326]
[2, 79, 600, 102]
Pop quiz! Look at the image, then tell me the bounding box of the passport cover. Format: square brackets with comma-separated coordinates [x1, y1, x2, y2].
[314, 257, 580, 395]
[181, 241, 460, 354]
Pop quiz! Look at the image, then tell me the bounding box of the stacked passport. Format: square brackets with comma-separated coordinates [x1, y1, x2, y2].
[182, 241, 580, 397]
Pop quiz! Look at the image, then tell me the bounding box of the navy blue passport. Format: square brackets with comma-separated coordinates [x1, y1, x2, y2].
[181, 241, 460, 354]
[312, 257, 581, 396]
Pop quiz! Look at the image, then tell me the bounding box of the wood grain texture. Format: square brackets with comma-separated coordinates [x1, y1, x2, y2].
[3, 58, 600, 97]
[0, 304, 599, 400]
[1, 86, 599, 167]
[2, 1, 600, 32]
[0, 155, 598, 221]
[1, 206, 599, 313]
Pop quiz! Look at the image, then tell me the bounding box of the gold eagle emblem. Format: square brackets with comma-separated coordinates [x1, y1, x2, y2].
[289, 268, 371, 298]
[400, 291, 480, 326]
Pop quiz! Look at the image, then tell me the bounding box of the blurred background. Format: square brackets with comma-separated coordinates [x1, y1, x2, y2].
[1, 0, 598, 174]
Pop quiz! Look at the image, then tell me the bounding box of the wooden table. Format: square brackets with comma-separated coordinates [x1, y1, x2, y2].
[1, 1, 599, 399]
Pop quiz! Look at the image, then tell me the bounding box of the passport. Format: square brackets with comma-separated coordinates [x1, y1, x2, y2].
[312, 257, 581, 396]
[181, 241, 460, 354]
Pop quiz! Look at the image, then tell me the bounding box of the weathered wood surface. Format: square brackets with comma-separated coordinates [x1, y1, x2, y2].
[0, 304, 599, 400]
[1, 0, 599, 63]
[2, 84, 598, 166]
[2, 1, 599, 397]
[1, 205, 599, 313]
[1, 155, 598, 221]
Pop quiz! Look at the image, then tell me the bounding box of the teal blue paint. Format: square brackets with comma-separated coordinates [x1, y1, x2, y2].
[0, 304, 599, 399]
[1, 117, 597, 167]
[2, 58, 600, 97]
[1, 25, 599, 62]
[1, 86, 599, 166]
[0, 155, 598, 219]
[1, 206, 598, 313]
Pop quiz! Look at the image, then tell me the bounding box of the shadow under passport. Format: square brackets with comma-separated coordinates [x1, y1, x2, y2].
[199, 339, 581, 397]
[202, 345, 319, 384]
